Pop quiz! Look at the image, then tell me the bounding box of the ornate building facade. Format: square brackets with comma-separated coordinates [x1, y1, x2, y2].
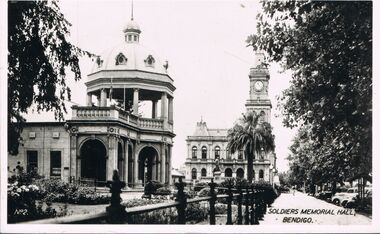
[8, 15, 175, 188]
[184, 53, 276, 184]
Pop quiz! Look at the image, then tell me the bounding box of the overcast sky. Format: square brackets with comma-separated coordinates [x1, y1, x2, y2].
[26, 0, 297, 172]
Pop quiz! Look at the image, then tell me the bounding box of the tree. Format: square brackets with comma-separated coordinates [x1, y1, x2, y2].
[227, 111, 275, 183]
[8, 1, 93, 154]
[247, 1, 372, 180]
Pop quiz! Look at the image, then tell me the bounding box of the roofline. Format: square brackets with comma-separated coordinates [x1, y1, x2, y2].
[87, 69, 174, 82]
[14, 122, 66, 126]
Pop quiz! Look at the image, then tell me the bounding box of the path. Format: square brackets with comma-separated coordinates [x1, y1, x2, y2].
[261, 191, 371, 225]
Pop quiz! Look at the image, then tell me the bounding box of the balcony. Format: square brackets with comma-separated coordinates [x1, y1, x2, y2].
[71, 106, 172, 132]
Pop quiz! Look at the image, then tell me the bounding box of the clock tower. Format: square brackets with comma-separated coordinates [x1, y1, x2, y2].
[245, 52, 272, 123]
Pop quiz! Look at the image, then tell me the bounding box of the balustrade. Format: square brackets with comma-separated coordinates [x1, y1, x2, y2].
[72, 106, 169, 131]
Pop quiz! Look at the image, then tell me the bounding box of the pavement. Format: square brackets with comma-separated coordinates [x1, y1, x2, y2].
[261, 190, 371, 225]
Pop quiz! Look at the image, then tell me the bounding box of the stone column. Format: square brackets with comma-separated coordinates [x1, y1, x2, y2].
[133, 88, 139, 115]
[168, 97, 173, 122]
[69, 134, 78, 179]
[161, 92, 167, 120]
[107, 136, 117, 180]
[152, 100, 158, 119]
[100, 89, 107, 107]
[168, 145, 172, 185]
[161, 144, 166, 184]
[124, 140, 129, 186]
[133, 145, 139, 187]
[86, 93, 92, 106]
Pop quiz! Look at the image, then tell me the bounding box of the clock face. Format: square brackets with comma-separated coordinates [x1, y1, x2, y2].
[254, 81, 264, 91]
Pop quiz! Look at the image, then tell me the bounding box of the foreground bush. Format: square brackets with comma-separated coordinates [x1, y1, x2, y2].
[122, 198, 208, 224]
[7, 182, 66, 223]
[36, 179, 110, 205]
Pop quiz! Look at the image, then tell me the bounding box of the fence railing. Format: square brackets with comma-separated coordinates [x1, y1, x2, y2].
[22, 171, 270, 225]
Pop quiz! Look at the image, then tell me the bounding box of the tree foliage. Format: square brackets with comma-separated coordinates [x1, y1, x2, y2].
[8, 1, 93, 154]
[227, 111, 275, 182]
[247, 1, 372, 180]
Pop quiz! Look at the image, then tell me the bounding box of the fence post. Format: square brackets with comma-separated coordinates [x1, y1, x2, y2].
[244, 187, 250, 224]
[208, 178, 217, 225]
[226, 184, 233, 225]
[250, 185, 256, 225]
[175, 177, 187, 224]
[106, 170, 127, 224]
[237, 185, 243, 225]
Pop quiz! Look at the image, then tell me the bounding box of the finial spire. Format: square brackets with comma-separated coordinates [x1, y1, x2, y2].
[131, 0, 134, 20]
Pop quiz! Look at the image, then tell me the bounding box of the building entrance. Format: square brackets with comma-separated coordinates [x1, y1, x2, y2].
[80, 139, 107, 183]
[138, 147, 158, 185]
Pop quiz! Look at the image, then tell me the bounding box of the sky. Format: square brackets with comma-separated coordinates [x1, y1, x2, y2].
[25, 0, 297, 172]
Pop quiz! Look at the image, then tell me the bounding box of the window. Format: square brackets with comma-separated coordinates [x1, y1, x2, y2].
[214, 146, 220, 159]
[259, 169, 264, 180]
[128, 35, 132, 41]
[236, 168, 244, 179]
[115, 53, 127, 65]
[144, 55, 156, 67]
[238, 150, 243, 160]
[134, 35, 138, 41]
[226, 147, 231, 159]
[191, 168, 197, 180]
[201, 168, 207, 177]
[50, 151, 61, 176]
[192, 146, 197, 159]
[201, 146, 207, 159]
[225, 168, 232, 177]
[27, 151, 38, 173]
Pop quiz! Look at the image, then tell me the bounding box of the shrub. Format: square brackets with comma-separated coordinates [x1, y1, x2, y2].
[155, 186, 171, 195]
[194, 182, 208, 192]
[35, 179, 110, 205]
[144, 180, 164, 195]
[122, 198, 209, 224]
[7, 182, 66, 223]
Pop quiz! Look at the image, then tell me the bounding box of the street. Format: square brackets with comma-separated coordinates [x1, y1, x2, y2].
[261, 191, 371, 225]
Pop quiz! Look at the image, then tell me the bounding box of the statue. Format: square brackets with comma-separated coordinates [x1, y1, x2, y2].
[214, 157, 221, 172]
[106, 170, 126, 207]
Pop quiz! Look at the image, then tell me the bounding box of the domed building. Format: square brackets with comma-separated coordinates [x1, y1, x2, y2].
[8, 15, 175, 188]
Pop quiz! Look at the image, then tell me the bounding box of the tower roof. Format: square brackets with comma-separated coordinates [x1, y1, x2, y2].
[123, 19, 141, 34]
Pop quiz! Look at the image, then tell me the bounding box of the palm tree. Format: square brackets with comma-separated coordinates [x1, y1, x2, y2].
[227, 111, 275, 183]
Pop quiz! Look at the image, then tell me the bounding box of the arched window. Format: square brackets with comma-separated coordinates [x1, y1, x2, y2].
[115, 53, 127, 65]
[201, 146, 207, 159]
[225, 168, 232, 177]
[144, 55, 155, 67]
[192, 146, 197, 159]
[238, 150, 243, 160]
[201, 168, 207, 177]
[259, 169, 264, 180]
[226, 147, 231, 160]
[214, 146, 220, 159]
[236, 168, 244, 179]
[192, 168, 197, 180]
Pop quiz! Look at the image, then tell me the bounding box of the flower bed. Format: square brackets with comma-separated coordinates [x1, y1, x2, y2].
[121, 198, 209, 224]
[7, 182, 67, 223]
[35, 179, 110, 205]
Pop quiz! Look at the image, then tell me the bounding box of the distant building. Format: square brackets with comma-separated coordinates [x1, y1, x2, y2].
[8, 13, 175, 188]
[184, 53, 276, 184]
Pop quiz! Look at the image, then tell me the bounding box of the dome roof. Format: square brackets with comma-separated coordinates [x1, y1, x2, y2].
[123, 19, 141, 33]
[91, 42, 168, 75]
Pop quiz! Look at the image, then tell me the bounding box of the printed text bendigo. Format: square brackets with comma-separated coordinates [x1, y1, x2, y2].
[268, 208, 356, 223]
